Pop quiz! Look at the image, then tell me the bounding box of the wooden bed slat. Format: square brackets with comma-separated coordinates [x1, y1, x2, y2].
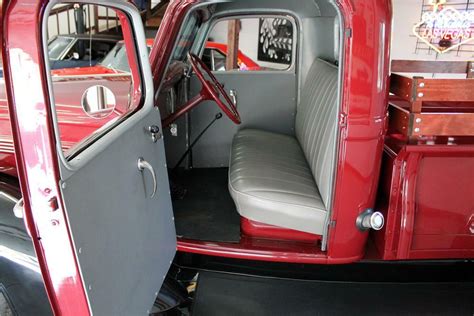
[412, 113, 474, 136]
[391, 60, 473, 75]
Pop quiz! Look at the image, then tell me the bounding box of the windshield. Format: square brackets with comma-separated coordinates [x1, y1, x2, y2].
[48, 36, 74, 60]
[172, 13, 201, 61]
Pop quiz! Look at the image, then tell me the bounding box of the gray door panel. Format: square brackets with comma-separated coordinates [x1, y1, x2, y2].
[61, 110, 176, 315]
[187, 71, 296, 167]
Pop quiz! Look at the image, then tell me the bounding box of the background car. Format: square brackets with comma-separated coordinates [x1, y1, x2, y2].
[203, 41, 261, 71]
[48, 34, 121, 70]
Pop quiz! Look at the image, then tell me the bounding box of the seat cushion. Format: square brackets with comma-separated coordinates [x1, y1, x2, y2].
[229, 129, 327, 235]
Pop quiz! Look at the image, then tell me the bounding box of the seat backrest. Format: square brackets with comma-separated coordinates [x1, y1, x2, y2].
[295, 58, 338, 209]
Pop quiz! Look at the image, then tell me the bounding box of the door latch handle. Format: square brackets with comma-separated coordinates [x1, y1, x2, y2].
[148, 125, 162, 143]
[138, 158, 157, 198]
[229, 89, 237, 107]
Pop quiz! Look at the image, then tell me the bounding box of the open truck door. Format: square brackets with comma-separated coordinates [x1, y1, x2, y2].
[3, 0, 176, 314]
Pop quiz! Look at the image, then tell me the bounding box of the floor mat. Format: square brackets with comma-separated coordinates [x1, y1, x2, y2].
[171, 168, 241, 242]
[193, 271, 474, 316]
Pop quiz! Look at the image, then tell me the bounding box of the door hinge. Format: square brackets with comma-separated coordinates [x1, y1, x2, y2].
[329, 220, 336, 228]
[48, 197, 59, 212]
[339, 113, 348, 127]
[345, 28, 352, 38]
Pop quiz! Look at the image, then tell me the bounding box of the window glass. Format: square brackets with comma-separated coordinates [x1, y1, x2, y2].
[205, 17, 295, 72]
[202, 48, 227, 71]
[211, 49, 227, 71]
[173, 13, 201, 61]
[47, 4, 142, 158]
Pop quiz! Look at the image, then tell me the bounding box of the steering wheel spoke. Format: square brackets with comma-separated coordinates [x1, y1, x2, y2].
[188, 53, 241, 124]
[161, 53, 241, 128]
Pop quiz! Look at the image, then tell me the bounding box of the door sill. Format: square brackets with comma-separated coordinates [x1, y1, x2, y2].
[177, 237, 334, 264]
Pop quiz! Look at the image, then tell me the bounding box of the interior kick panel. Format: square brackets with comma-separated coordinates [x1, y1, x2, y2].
[182, 71, 297, 168]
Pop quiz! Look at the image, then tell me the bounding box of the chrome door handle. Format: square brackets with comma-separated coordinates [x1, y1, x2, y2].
[137, 158, 157, 198]
[229, 89, 237, 107]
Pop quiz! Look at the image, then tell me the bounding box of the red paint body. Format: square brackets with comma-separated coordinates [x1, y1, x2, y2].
[177, 237, 331, 264]
[324, 0, 392, 261]
[375, 137, 474, 260]
[2, 1, 91, 314]
[51, 64, 119, 76]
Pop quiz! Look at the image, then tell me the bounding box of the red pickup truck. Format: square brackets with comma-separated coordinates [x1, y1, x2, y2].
[0, 0, 472, 315]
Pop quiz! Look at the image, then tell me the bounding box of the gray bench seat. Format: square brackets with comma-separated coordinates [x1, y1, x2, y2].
[228, 58, 338, 235]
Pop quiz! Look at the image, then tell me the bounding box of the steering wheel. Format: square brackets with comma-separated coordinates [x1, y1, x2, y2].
[161, 53, 241, 128]
[188, 53, 241, 124]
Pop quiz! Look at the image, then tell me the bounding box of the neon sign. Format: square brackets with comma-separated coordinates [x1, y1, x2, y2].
[413, 0, 474, 54]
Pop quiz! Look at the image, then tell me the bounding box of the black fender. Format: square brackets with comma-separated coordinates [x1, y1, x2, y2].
[0, 175, 52, 315]
[0, 174, 189, 315]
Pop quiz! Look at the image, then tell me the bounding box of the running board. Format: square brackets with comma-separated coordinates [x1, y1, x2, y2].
[192, 271, 474, 315]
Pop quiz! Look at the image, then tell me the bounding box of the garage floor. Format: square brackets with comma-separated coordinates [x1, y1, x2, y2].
[192, 271, 474, 316]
